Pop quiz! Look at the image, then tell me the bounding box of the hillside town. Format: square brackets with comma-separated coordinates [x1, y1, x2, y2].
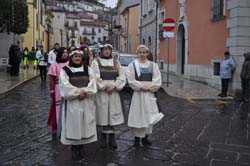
[0, 0, 250, 165]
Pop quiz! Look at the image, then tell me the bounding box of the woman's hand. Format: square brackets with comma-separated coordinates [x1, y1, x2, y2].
[105, 86, 116, 94]
[78, 90, 87, 100]
[141, 85, 149, 92]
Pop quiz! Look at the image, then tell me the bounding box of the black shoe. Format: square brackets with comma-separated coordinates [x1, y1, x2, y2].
[220, 94, 227, 97]
[52, 133, 57, 141]
[133, 137, 140, 147]
[100, 133, 107, 148]
[217, 93, 222, 97]
[141, 135, 152, 146]
[109, 133, 117, 149]
[243, 98, 249, 103]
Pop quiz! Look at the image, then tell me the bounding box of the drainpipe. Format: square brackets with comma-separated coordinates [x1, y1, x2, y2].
[155, 0, 159, 63]
[127, 13, 129, 53]
[140, 0, 142, 43]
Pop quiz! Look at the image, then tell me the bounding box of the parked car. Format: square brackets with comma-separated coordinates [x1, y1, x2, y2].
[112, 50, 119, 60]
[119, 53, 137, 91]
[119, 53, 137, 68]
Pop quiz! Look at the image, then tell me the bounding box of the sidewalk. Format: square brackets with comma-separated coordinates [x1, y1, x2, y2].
[161, 72, 234, 100]
[0, 67, 233, 100]
[0, 68, 39, 98]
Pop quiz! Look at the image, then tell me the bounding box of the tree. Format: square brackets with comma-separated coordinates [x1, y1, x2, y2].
[0, 0, 29, 34]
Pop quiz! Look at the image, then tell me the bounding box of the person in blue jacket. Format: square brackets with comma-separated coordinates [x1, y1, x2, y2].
[218, 51, 236, 97]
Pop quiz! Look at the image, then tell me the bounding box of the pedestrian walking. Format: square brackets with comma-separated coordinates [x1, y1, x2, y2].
[127, 44, 164, 147]
[36, 46, 48, 82]
[29, 47, 37, 70]
[47, 47, 69, 139]
[92, 44, 126, 149]
[22, 47, 29, 69]
[240, 52, 250, 102]
[218, 51, 236, 97]
[59, 49, 97, 160]
[48, 43, 59, 66]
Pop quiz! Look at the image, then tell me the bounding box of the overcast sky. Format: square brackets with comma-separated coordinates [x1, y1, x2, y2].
[104, 0, 118, 8]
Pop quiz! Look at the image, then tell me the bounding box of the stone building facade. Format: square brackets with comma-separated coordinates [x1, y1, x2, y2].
[159, 0, 250, 94]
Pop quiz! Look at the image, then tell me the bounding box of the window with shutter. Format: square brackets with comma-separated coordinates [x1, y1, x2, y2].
[211, 0, 225, 21]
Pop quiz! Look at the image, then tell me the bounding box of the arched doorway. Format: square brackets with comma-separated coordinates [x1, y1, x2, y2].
[177, 24, 186, 75]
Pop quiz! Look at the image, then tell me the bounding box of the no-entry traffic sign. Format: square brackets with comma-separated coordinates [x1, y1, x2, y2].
[163, 18, 175, 31]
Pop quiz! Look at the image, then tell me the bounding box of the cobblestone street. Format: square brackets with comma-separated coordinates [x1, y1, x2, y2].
[0, 78, 250, 166]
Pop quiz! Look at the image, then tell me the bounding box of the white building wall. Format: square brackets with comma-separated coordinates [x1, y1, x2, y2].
[227, 0, 250, 93]
[80, 25, 107, 43]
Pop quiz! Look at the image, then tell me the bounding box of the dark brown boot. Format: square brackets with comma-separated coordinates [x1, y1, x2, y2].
[109, 133, 117, 149]
[100, 133, 107, 148]
[78, 145, 85, 158]
[141, 135, 152, 146]
[71, 145, 81, 161]
[133, 137, 140, 147]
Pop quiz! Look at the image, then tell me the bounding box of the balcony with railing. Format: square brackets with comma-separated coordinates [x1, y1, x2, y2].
[120, 27, 128, 38]
[82, 30, 96, 35]
[64, 22, 69, 27]
[70, 33, 77, 38]
[68, 25, 78, 30]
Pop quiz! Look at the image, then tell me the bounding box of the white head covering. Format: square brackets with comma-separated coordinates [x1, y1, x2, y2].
[134, 44, 150, 77]
[136, 44, 149, 54]
[103, 44, 113, 50]
[69, 50, 83, 57]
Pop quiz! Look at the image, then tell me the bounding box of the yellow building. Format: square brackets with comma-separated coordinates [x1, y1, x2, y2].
[23, 0, 53, 52]
[119, 4, 140, 53]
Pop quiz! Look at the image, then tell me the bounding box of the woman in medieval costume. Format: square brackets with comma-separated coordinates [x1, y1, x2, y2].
[47, 47, 69, 139]
[59, 49, 97, 160]
[127, 44, 164, 147]
[92, 44, 126, 149]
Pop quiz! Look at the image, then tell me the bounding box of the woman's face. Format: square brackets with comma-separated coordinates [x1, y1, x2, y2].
[102, 47, 111, 57]
[72, 53, 82, 65]
[137, 47, 148, 61]
[62, 49, 69, 60]
[89, 50, 93, 57]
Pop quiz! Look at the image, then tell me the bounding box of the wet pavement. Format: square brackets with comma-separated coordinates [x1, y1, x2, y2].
[0, 68, 38, 98]
[161, 73, 233, 100]
[0, 78, 250, 166]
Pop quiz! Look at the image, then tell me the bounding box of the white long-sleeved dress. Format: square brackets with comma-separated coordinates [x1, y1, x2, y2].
[59, 65, 97, 145]
[127, 59, 163, 137]
[92, 58, 126, 127]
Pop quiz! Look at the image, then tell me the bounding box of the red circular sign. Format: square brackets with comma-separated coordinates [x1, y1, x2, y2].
[163, 18, 175, 31]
